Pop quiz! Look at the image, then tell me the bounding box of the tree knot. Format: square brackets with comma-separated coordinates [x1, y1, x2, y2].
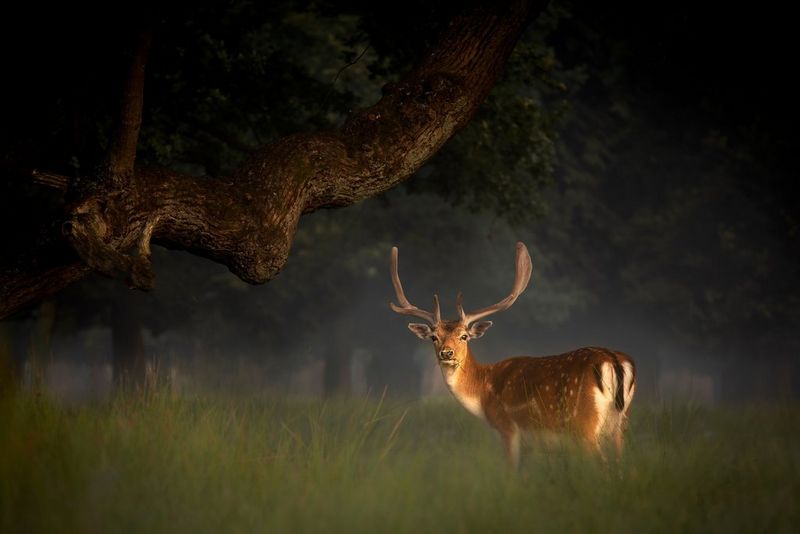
[64, 202, 159, 291]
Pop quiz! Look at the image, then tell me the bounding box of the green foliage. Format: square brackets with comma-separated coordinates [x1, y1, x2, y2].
[544, 84, 800, 353]
[407, 4, 577, 226]
[2, 392, 799, 532]
[511, 3, 800, 356]
[139, 5, 375, 175]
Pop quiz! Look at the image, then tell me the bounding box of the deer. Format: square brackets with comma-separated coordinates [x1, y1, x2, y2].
[389, 242, 636, 468]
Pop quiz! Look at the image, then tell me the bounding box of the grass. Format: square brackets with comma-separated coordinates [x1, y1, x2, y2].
[1, 389, 799, 533]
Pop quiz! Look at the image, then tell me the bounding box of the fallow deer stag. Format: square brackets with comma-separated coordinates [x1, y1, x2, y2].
[389, 242, 636, 467]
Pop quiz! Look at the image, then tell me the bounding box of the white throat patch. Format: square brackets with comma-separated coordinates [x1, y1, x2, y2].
[442, 366, 485, 420]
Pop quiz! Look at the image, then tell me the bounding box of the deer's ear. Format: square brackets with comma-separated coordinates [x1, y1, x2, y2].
[408, 323, 433, 339]
[469, 321, 493, 339]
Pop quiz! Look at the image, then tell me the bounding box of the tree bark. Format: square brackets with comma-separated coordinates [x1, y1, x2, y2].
[0, 0, 544, 319]
[105, 31, 152, 183]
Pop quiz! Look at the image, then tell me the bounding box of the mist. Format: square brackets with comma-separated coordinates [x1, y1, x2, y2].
[4, 0, 798, 402]
[6, 138, 796, 404]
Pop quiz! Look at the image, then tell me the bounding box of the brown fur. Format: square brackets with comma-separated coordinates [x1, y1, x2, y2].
[428, 321, 636, 466]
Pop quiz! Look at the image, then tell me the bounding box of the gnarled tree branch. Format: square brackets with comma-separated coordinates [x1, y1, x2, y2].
[0, 0, 544, 319]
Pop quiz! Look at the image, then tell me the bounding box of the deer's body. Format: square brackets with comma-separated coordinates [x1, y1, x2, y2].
[390, 243, 637, 467]
[439, 340, 635, 464]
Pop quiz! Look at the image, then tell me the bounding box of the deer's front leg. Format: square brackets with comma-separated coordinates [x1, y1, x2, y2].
[486, 404, 520, 469]
[501, 425, 521, 469]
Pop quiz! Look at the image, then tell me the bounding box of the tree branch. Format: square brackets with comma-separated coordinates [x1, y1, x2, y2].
[0, 0, 545, 319]
[32, 169, 70, 191]
[1, 257, 90, 319]
[105, 30, 152, 183]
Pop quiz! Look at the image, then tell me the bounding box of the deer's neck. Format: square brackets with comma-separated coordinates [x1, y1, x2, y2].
[441, 347, 487, 420]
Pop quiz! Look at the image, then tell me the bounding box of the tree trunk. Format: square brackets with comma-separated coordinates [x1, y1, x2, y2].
[323, 346, 352, 397]
[111, 293, 147, 388]
[0, 323, 16, 395]
[28, 300, 57, 388]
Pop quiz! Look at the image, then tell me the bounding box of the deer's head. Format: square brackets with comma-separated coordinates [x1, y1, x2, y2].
[389, 242, 533, 367]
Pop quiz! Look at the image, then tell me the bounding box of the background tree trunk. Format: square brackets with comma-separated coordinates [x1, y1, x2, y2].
[0, 323, 17, 395]
[323, 321, 354, 396]
[111, 292, 147, 388]
[323, 347, 352, 397]
[27, 300, 57, 388]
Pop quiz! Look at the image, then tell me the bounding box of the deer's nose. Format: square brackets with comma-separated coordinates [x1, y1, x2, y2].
[439, 348, 454, 359]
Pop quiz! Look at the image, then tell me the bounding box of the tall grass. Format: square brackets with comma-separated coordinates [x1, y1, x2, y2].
[1, 389, 798, 533]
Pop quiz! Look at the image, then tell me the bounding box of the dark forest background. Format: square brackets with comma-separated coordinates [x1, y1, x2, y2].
[1, 1, 797, 401]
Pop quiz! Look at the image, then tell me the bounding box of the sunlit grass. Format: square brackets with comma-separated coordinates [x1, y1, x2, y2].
[1, 389, 798, 533]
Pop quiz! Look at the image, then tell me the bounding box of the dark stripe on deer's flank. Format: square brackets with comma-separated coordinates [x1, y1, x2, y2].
[612, 356, 625, 412]
[592, 365, 603, 392]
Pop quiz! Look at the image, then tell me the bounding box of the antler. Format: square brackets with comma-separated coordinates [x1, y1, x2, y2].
[390, 246, 441, 324]
[457, 242, 533, 325]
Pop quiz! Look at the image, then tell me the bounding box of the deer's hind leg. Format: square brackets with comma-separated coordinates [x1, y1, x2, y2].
[501, 424, 521, 469]
[574, 394, 607, 460]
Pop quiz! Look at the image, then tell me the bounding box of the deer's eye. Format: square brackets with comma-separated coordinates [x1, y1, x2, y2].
[461, 334, 469, 341]
[431, 335, 438, 342]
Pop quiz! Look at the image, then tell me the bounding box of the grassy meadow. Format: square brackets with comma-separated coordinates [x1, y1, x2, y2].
[1, 388, 799, 533]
